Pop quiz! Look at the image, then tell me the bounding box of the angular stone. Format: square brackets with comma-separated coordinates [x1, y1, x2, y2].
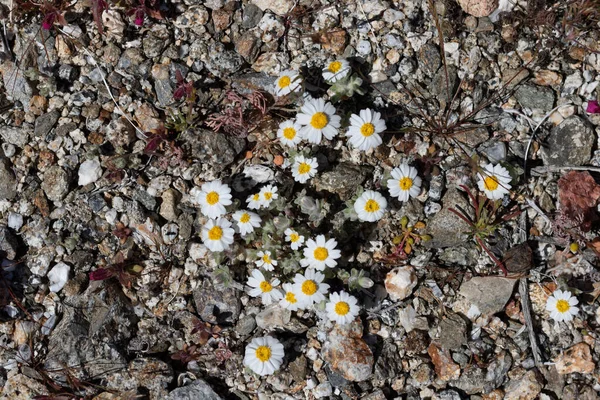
[504, 369, 542, 400]
[385, 266, 418, 301]
[41, 166, 70, 202]
[428, 343, 460, 381]
[0, 226, 18, 260]
[0, 159, 17, 200]
[34, 111, 60, 138]
[459, 276, 516, 316]
[554, 343, 595, 375]
[166, 379, 222, 400]
[424, 188, 473, 249]
[437, 313, 468, 350]
[251, 0, 293, 16]
[514, 84, 555, 112]
[193, 280, 241, 324]
[180, 129, 245, 173]
[457, 0, 498, 17]
[541, 116, 595, 166]
[323, 319, 374, 382]
[255, 305, 291, 330]
[313, 162, 372, 201]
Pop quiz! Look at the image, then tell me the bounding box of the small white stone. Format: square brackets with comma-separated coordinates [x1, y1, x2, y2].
[7, 212, 23, 230]
[47, 262, 70, 292]
[356, 40, 372, 55]
[78, 158, 102, 186]
[385, 266, 418, 301]
[313, 382, 333, 398]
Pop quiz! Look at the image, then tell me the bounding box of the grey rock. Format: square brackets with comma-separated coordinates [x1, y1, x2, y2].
[437, 313, 468, 350]
[133, 189, 157, 211]
[0, 225, 18, 260]
[541, 116, 595, 166]
[290, 355, 308, 382]
[514, 84, 555, 112]
[485, 351, 512, 390]
[242, 4, 264, 29]
[34, 111, 60, 138]
[454, 126, 489, 147]
[205, 43, 245, 78]
[232, 72, 276, 95]
[58, 64, 77, 81]
[430, 65, 458, 104]
[1, 126, 29, 147]
[459, 276, 516, 316]
[235, 314, 256, 336]
[424, 188, 472, 248]
[0, 159, 17, 200]
[117, 48, 145, 74]
[41, 166, 70, 202]
[373, 341, 403, 383]
[1, 62, 33, 112]
[88, 193, 107, 212]
[167, 379, 222, 400]
[193, 279, 241, 324]
[428, 174, 445, 201]
[479, 141, 507, 163]
[313, 162, 373, 201]
[449, 366, 486, 394]
[432, 389, 463, 400]
[256, 305, 291, 330]
[419, 43, 441, 75]
[504, 369, 542, 400]
[180, 129, 245, 172]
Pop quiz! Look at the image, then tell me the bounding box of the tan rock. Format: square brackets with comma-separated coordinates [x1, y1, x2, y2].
[554, 343, 595, 374]
[457, 0, 498, 17]
[533, 70, 563, 86]
[427, 343, 460, 381]
[321, 29, 347, 55]
[212, 8, 232, 31]
[323, 318, 374, 382]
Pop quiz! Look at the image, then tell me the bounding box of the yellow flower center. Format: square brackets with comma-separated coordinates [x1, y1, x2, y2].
[285, 291, 297, 303]
[570, 242, 579, 253]
[283, 127, 296, 139]
[278, 76, 291, 88]
[240, 213, 251, 223]
[364, 199, 380, 213]
[264, 192, 273, 200]
[298, 162, 311, 174]
[556, 299, 570, 313]
[206, 191, 219, 205]
[260, 281, 272, 293]
[328, 61, 342, 73]
[313, 247, 328, 261]
[335, 301, 350, 316]
[360, 123, 375, 137]
[484, 176, 499, 191]
[399, 177, 413, 191]
[301, 280, 317, 295]
[290, 233, 300, 242]
[310, 112, 328, 129]
[255, 345, 271, 362]
[252, 193, 260, 201]
[208, 226, 223, 241]
[262, 253, 272, 264]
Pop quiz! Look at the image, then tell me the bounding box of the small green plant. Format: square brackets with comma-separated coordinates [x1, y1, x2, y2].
[327, 74, 366, 103]
[337, 268, 374, 290]
[448, 185, 520, 275]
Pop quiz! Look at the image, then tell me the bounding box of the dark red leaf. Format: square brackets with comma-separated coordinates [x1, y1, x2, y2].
[89, 268, 115, 281]
[587, 100, 600, 114]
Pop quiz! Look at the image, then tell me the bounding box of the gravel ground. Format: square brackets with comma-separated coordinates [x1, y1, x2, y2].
[1, 0, 600, 399]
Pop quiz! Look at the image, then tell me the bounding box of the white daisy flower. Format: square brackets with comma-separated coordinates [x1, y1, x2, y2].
[255, 250, 277, 271]
[322, 59, 351, 83]
[279, 283, 305, 311]
[201, 218, 235, 252]
[354, 190, 387, 222]
[346, 108, 386, 151]
[387, 164, 422, 202]
[195, 180, 232, 219]
[232, 210, 261, 236]
[246, 269, 283, 306]
[244, 336, 285, 376]
[546, 289, 579, 322]
[297, 98, 341, 144]
[274, 70, 302, 97]
[291, 155, 318, 184]
[477, 163, 512, 200]
[284, 228, 305, 250]
[277, 120, 302, 147]
[301, 235, 341, 271]
[246, 192, 263, 210]
[326, 291, 360, 325]
[259, 184, 278, 207]
[293, 268, 330, 305]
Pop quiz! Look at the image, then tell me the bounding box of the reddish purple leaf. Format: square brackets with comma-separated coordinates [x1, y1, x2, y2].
[91, 0, 109, 34]
[587, 100, 600, 114]
[89, 268, 115, 281]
